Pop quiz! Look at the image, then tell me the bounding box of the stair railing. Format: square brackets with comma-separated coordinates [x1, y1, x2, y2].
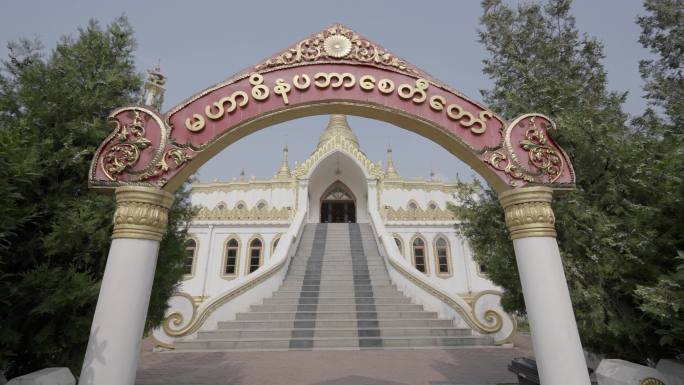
[367, 208, 516, 345]
[151, 208, 308, 349]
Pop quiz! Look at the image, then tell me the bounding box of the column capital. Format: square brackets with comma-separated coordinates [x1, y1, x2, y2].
[112, 186, 175, 241]
[498, 186, 556, 240]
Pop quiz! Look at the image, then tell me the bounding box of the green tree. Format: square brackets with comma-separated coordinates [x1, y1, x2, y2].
[632, 0, 684, 351]
[0, 17, 193, 377]
[455, 0, 683, 362]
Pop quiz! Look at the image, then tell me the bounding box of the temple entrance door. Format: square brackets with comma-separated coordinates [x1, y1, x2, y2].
[320, 201, 356, 223]
[319, 181, 356, 223]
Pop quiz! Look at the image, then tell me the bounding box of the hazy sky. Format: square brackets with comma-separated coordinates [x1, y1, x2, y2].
[0, 0, 653, 183]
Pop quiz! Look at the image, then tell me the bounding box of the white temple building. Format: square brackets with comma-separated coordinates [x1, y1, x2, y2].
[154, 115, 514, 350]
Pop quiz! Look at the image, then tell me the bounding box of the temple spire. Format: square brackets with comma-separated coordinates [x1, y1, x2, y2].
[385, 145, 400, 180]
[275, 145, 292, 179]
[317, 115, 359, 148]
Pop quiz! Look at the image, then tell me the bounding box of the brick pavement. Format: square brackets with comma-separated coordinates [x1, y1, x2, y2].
[135, 339, 533, 385]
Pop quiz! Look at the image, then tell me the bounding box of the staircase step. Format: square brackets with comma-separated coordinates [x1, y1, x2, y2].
[218, 318, 455, 329]
[235, 311, 438, 321]
[172, 223, 494, 352]
[175, 335, 493, 351]
[199, 327, 473, 339]
[263, 296, 412, 305]
[250, 304, 423, 312]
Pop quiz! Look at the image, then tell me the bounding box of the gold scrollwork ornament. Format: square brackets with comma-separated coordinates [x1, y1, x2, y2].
[102, 111, 152, 180]
[520, 117, 564, 183]
[639, 378, 665, 385]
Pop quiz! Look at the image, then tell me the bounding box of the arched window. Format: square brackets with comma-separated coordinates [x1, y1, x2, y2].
[223, 238, 239, 277]
[412, 236, 427, 274]
[183, 238, 198, 277]
[393, 235, 404, 257]
[434, 236, 452, 276]
[247, 238, 263, 274]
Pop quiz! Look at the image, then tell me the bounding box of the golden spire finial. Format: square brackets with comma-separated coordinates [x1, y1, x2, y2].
[275, 145, 291, 179]
[385, 144, 400, 180]
[317, 115, 360, 148]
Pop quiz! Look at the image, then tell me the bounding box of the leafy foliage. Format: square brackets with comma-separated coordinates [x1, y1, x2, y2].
[454, 0, 683, 362]
[0, 17, 194, 377]
[632, 0, 684, 353]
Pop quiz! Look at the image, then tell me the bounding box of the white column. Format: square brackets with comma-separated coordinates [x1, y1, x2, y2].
[499, 186, 590, 385]
[80, 186, 174, 385]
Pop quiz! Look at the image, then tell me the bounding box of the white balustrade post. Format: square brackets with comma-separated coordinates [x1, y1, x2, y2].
[499, 186, 590, 385]
[79, 186, 174, 385]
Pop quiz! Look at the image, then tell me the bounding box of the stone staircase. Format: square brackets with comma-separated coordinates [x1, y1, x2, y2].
[175, 223, 494, 351]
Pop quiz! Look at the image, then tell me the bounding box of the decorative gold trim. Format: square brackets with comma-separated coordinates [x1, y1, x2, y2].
[192, 179, 296, 193]
[182, 234, 200, 280]
[195, 206, 291, 221]
[161, 291, 198, 338]
[220, 235, 241, 280]
[149, 333, 175, 350]
[254, 24, 419, 77]
[410, 234, 430, 276]
[381, 179, 464, 193]
[112, 186, 174, 241]
[292, 132, 384, 179]
[639, 378, 666, 385]
[498, 186, 556, 240]
[470, 290, 517, 345]
[245, 235, 265, 275]
[485, 113, 575, 188]
[385, 206, 458, 222]
[433, 234, 453, 278]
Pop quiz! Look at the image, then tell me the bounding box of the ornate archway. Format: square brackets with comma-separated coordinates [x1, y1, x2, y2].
[81, 25, 589, 385]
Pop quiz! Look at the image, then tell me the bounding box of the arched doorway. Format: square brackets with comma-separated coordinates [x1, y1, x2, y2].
[320, 181, 356, 223]
[82, 24, 588, 385]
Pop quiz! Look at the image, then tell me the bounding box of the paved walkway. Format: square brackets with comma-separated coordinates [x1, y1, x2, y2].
[136, 339, 533, 385]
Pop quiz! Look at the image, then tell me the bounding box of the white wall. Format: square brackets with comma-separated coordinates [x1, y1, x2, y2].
[380, 187, 456, 210]
[385, 226, 497, 294]
[179, 223, 290, 299]
[191, 187, 296, 210]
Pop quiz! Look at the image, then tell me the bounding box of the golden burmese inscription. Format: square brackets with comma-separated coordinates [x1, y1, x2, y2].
[184, 72, 496, 137]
